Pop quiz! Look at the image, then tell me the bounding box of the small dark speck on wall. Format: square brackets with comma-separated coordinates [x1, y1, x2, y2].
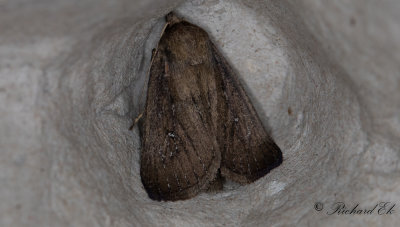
[350, 17, 356, 26]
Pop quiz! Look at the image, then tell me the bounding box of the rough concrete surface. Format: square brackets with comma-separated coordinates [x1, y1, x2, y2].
[1, 0, 399, 226]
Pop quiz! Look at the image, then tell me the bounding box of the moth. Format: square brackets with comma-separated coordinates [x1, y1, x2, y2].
[140, 13, 282, 201]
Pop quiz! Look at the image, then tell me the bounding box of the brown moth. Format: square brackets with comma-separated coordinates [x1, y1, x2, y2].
[140, 13, 282, 201]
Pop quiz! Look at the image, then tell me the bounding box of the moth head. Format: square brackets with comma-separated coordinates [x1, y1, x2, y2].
[162, 22, 211, 66]
[166, 12, 181, 26]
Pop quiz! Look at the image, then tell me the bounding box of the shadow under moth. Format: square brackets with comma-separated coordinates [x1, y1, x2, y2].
[140, 13, 282, 201]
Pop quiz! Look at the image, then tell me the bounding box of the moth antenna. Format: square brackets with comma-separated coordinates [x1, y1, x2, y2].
[150, 48, 157, 61]
[129, 113, 143, 130]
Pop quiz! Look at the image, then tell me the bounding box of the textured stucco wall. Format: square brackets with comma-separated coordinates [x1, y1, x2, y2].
[1, 0, 399, 226]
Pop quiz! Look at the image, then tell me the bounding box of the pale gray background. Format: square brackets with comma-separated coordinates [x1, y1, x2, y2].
[1, 0, 399, 226]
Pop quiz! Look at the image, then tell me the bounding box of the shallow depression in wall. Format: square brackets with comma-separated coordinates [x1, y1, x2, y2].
[52, 0, 366, 225]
